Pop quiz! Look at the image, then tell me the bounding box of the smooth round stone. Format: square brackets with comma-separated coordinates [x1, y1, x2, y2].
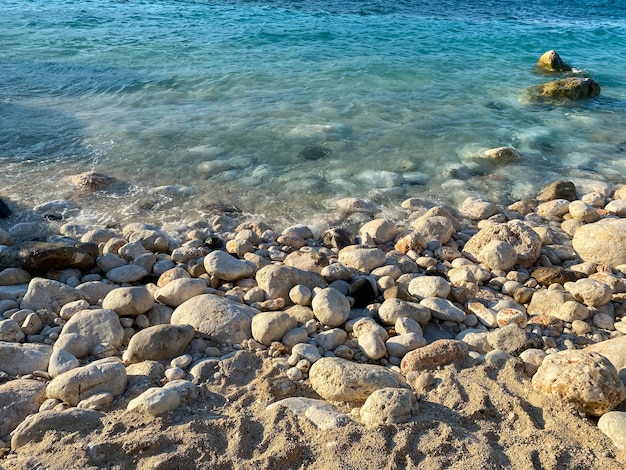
[572, 219, 626, 266]
[251, 311, 297, 346]
[411, 216, 454, 244]
[395, 317, 423, 335]
[386, 333, 427, 357]
[478, 240, 517, 271]
[311, 288, 351, 327]
[203, 250, 254, 281]
[314, 328, 348, 352]
[519, 348, 547, 377]
[598, 411, 626, 450]
[124, 324, 195, 364]
[592, 313, 615, 330]
[352, 317, 388, 342]
[378, 298, 431, 326]
[102, 286, 154, 316]
[568, 200, 601, 222]
[127, 387, 180, 416]
[48, 348, 80, 378]
[357, 331, 387, 360]
[0, 268, 31, 286]
[165, 367, 186, 381]
[420, 297, 465, 323]
[571, 319, 592, 335]
[53, 333, 90, 358]
[408, 276, 450, 300]
[459, 197, 499, 221]
[484, 349, 515, 368]
[155, 278, 207, 308]
[401, 339, 468, 373]
[0, 319, 25, 342]
[359, 219, 398, 244]
[289, 284, 312, 306]
[105, 265, 148, 283]
[281, 327, 309, 351]
[337, 245, 386, 272]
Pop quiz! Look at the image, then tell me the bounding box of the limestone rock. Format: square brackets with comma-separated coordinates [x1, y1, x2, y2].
[0, 241, 98, 273]
[256, 265, 325, 302]
[102, 286, 155, 316]
[11, 408, 103, 450]
[75, 281, 118, 304]
[420, 297, 465, 323]
[463, 220, 542, 269]
[566, 278, 613, 307]
[0, 379, 47, 439]
[400, 339, 468, 373]
[53, 332, 90, 358]
[61, 308, 124, 350]
[459, 197, 499, 221]
[20, 277, 88, 313]
[69, 171, 116, 191]
[573, 219, 626, 266]
[536, 50, 572, 72]
[486, 324, 530, 355]
[284, 251, 329, 274]
[251, 311, 298, 346]
[309, 357, 407, 403]
[105, 264, 148, 283]
[386, 333, 427, 357]
[48, 348, 80, 378]
[204, 250, 254, 281]
[408, 276, 450, 300]
[171, 294, 258, 345]
[585, 335, 626, 373]
[154, 278, 207, 307]
[478, 240, 517, 271]
[127, 387, 180, 416]
[411, 216, 454, 244]
[360, 387, 417, 426]
[0, 268, 30, 286]
[357, 331, 387, 360]
[311, 288, 351, 326]
[532, 349, 625, 416]
[598, 411, 626, 450]
[536, 180, 578, 202]
[124, 324, 195, 364]
[378, 298, 431, 326]
[267, 397, 351, 430]
[359, 219, 398, 244]
[47, 358, 127, 406]
[0, 318, 24, 342]
[0, 342, 52, 376]
[337, 245, 386, 272]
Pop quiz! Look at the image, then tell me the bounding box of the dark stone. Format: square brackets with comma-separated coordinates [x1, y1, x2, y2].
[536, 180, 578, 202]
[0, 198, 11, 218]
[0, 241, 99, 273]
[349, 277, 377, 308]
[298, 146, 331, 161]
[531, 266, 583, 286]
[383, 286, 414, 302]
[321, 228, 355, 250]
[206, 236, 223, 249]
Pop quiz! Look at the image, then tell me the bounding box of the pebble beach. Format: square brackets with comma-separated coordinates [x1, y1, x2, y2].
[1, 172, 626, 468]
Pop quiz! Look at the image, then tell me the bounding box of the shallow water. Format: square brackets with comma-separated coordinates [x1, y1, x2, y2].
[2, 0, 626, 229]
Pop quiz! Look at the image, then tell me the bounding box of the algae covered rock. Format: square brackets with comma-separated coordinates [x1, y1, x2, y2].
[536, 50, 572, 73]
[532, 77, 600, 101]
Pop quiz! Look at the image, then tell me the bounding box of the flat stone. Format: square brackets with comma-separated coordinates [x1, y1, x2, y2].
[0, 241, 98, 273]
[420, 297, 465, 323]
[378, 298, 431, 326]
[105, 264, 148, 283]
[11, 408, 103, 450]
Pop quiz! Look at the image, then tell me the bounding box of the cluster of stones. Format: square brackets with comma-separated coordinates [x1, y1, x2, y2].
[531, 50, 601, 101]
[2, 177, 626, 453]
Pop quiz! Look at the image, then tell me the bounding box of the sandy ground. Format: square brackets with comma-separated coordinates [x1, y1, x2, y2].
[2, 351, 624, 470]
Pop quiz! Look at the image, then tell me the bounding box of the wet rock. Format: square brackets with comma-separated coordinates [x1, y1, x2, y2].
[0, 241, 98, 273]
[536, 180, 578, 202]
[298, 146, 331, 161]
[69, 171, 116, 191]
[536, 50, 572, 73]
[532, 77, 600, 100]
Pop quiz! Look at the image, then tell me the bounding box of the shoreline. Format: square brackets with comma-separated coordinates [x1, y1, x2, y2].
[1, 176, 626, 468]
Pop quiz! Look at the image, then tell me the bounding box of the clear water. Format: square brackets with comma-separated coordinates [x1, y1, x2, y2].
[2, 0, 626, 230]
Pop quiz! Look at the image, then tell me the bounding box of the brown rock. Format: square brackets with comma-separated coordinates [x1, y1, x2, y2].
[400, 339, 468, 373]
[536, 180, 577, 202]
[536, 50, 572, 73]
[531, 266, 583, 286]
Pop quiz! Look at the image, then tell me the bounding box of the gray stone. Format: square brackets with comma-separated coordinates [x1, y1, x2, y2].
[267, 397, 351, 430]
[572, 218, 626, 266]
[162, 379, 198, 404]
[96, 253, 127, 273]
[0, 342, 51, 375]
[598, 411, 626, 450]
[386, 333, 427, 357]
[61, 308, 124, 350]
[251, 311, 298, 346]
[75, 281, 118, 304]
[420, 297, 466, 323]
[171, 294, 258, 345]
[312, 288, 351, 326]
[256, 265, 325, 302]
[127, 387, 180, 416]
[47, 358, 127, 406]
[378, 298, 431, 326]
[0, 318, 24, 342]
[52, 332, 90, 358]
[124, 324, 195, 364]
[11, 408, 103, 450]
[532, 350, 626, 416]
[309, 357, 407, 402]
[154, 278, 207, 308]
[360, 387, 417, 426]
[204, 250, 254, 281]
[0, 379, 47, 439]
[106, 264, 148, 283]
[291, 343, 322, 363]
[102, 286, 155, 315]
[48, 348, 80, 378]
[0, 268, 30, 286]
[20, 277, 88, 313]
[487, 324, 529, 355]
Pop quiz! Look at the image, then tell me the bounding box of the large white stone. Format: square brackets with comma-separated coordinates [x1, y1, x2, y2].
[572, 218, 626, 266]
[251, 311, 298, 346]
[102, 286, 154, 316]
[154, 278, 207, 307]
[203, 250, 254, 281]
[311, 288, 351, 326]
[127, 387, 180, 416]
[20, 277, 88, 313]
[61, 308, 124, 349]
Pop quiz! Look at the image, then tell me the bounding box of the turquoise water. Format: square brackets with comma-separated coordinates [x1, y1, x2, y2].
[2, 0, 626, 229]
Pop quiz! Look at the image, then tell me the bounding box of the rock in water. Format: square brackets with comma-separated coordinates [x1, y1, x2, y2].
[0, 198, 11, 218]
[298, 146, 331, 161]
[531, 77, 601, 100]
[536, 50, 572, 72]
[69, 171, 116, 191]
[0, 241, 99, 272]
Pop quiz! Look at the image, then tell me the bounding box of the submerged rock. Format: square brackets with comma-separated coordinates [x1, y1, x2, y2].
[531, 77, 601, 100]
[0, 241, 99, 272]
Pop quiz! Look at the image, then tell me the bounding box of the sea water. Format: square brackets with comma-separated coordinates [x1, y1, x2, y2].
[1, 0, 626, 229]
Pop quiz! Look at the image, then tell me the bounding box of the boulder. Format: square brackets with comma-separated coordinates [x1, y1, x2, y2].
[0, 241, 98, 272]
[11, 408, 104, 450]
[0, 342, 52, 376]
[171, 294, 258, 345]
[124, 324, 195, 364]
[61, 308, 124, 350]
[532, 350, 626, 416]
[0, 379, 47, 439]
[536, 180, 578, 202]
[585, 335, 626, 373]
[0, 268, 30, 286]
[309, 357, 407, 403]
[572, 219, 626, 266]
[598, 411, 626, 450]
[20, 277, 88, 313]
[47, 358, 127, 406]
[463, 220, 542, 269]
[360, 387, 417, 426]
[69, 171, 116, 191]
[102, 286, 155, 315]
[536, 50, 572, 73]
[532, 77, 601, 100]
[411, 216, 454, 244]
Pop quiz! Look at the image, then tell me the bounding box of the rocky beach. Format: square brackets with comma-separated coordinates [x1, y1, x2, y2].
[1, 170, 626, 469]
